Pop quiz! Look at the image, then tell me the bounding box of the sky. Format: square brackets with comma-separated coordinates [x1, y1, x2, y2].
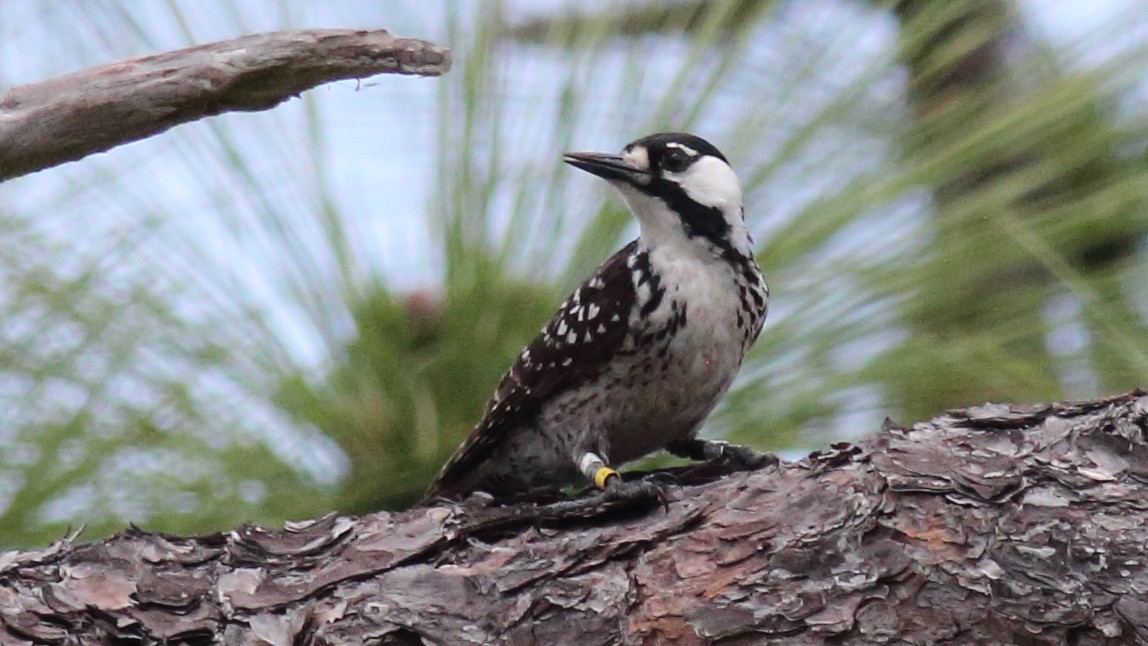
[0, 0, 1143, 427]
[1, 1, 1138, 308]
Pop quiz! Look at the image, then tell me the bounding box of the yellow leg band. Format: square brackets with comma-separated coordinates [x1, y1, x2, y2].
[594, 466, 619, 489]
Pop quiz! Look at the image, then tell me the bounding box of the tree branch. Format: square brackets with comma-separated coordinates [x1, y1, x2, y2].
[3, 391, 1148, 644]
[0, 28, 451, 182]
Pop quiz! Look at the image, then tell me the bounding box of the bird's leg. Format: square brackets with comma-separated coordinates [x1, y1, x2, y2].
[578, 451, 621, 489]
[666, 438, 776, 471]
[579, 451, 670, 504]
[510, 453, 665, 521]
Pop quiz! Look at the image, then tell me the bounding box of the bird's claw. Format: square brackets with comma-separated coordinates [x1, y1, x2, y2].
[707, 441, 778, 472]
[513, 472, 672, 522]
[604, 472, 675, 510]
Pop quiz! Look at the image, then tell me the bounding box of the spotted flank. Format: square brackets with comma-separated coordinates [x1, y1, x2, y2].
[425, 242, 639, 499]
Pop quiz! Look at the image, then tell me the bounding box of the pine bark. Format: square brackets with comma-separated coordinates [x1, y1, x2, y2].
[3, 391, 1148, 645]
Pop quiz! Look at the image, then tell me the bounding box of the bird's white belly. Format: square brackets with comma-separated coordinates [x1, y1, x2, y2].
[600, 254, 748, 463]
[605, 314, 743, 462]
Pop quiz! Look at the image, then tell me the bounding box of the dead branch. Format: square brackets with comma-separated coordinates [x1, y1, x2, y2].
[0, 28, 451, 181]
[2, 391, 1148, 644]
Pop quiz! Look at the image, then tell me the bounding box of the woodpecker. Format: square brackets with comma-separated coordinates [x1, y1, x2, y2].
[424, 132, 769, 502]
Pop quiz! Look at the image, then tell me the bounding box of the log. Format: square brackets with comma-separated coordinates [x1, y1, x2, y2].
[2, 391, 1147, 644]
[0, 28, 451, 181]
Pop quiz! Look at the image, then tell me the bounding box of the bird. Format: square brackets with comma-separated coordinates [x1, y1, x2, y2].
[423, 132, 769, 503]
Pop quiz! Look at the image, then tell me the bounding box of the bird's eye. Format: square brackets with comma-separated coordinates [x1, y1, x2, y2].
[662, 150, 691, 173]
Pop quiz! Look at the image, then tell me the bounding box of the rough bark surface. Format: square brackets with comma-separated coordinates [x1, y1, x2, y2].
[0, 28, 451, 181]
[3, 391, 1148, 645]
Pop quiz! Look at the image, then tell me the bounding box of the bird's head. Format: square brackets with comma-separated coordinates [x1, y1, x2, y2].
[563, 132, 751, 260]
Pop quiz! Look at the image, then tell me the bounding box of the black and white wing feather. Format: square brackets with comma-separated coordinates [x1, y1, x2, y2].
[424, 241, 638, 499]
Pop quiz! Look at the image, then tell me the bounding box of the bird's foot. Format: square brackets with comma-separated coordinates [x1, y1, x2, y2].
[519, 472, 673, 522]
[603, 471, 676, 508]
[667, 438, 778, 473]
[706, 441, 778, 472]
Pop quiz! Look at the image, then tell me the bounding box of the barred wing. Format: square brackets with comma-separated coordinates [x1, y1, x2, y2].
[425, 241, 639, 499]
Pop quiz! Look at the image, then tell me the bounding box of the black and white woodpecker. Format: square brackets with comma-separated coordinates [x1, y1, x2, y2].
[423, 132, 769, 502]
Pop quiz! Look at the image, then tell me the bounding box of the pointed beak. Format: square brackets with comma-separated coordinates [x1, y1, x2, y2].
[563, 152, 649, 185]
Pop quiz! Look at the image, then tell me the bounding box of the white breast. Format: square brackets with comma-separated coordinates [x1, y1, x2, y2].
[654, 250, 742, 337]
[594, 247, 748, 463]
[648, 246, 746, 386]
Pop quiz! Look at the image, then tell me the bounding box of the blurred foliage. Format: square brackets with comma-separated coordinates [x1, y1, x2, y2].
[1, 0, 1148, 547]
[276, 279, 555, 513]
[886, 0, 1148, 420]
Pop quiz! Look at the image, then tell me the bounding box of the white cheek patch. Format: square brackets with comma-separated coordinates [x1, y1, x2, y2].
[676, 156, 742, 211]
